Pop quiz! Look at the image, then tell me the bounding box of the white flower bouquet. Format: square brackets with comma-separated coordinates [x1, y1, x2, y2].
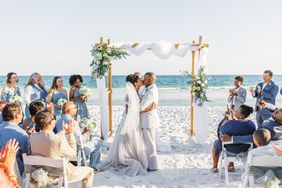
[79, 118, 97, 133]
[184, 66, 209, 106]
[79, 87, 92, 97]
[9, 95, 23, 103]
[57, 98, 67, 107]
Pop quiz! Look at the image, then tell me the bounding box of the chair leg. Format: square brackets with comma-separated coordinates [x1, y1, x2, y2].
[224, 158, 229, 184]
[249, 175, 254, 188]
[218, 154, 223, 179]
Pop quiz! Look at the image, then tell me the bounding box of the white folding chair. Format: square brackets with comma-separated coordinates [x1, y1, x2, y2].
[219, 141, 253, 184]
[77, 134, 88, 166]
[242, 154, 282, 188]
[22, 153, 69, 188]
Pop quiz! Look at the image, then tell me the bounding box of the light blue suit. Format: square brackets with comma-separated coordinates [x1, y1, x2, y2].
[253, 80, 278, 126]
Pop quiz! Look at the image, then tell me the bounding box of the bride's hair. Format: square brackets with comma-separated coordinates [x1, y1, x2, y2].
[126, 74, 141, 85]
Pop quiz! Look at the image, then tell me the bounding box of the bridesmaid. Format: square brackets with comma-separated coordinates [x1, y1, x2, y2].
[47, 76, 68, 118]
[1, 72, 21, 102]
[24, 72, 48, 118]
[69, 74, 90, 120]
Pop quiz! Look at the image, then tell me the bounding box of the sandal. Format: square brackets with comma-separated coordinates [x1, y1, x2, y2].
[210, 167, 219, 173]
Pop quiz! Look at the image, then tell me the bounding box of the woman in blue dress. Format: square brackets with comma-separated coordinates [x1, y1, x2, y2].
[69, 74, 90, 120]
[24, 72, 48, 118]
[47, 76, 68, 118]
[1, 72, 21, 102]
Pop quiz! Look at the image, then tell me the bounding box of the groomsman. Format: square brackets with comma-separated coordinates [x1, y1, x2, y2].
[249, 70, 279, 126]
[227, 76, 247, 111]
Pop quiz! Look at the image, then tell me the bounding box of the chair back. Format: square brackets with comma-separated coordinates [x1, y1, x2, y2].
[22, 153, 68, 188]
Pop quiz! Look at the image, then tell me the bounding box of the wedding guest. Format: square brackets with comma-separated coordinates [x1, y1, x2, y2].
[249, 70, 279, 126]
[221, 108, 282, 144]
[0, 139, 21, 188]
[0, 102, 28, 175]
[55, 101, 101, 167]
[227, 76, 246, 111]
[24, 72, 48, 118]
[30, 110, 94, 188]
[22, 101, 45, 132]
[47, 76, 68, 118]
[212, 105, 256, 173]
[0, 100, 7, 124]
[1, 72, 21, 102]
[69, 74, 90, 120]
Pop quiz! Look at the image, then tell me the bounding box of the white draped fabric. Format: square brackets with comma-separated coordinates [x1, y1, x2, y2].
[96, 77, 109, 140]
[113, 41, 205, 59]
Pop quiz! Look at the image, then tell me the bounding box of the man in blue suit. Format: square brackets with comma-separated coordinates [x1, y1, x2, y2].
[249, 70, 279, 126]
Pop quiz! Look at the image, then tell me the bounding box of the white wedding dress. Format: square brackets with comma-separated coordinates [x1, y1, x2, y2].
[96, 82, 148, 176]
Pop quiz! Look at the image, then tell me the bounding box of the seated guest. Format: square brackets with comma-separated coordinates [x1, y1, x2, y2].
[227, 75, 247, 111]
[30, 110, 94, 188]
[0, 100, 7, 124]
[22, 101, 45, 132]
[0, 102, 28, 175]
[247, 129, 282, 184]
[55, 101, 101, 167]
[221, 107, 282, 144]
[212, 105, 256, 173]
[0, 139, 21, 188]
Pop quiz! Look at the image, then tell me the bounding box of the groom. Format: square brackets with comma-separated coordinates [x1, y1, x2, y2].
[139, 72, 159, 171]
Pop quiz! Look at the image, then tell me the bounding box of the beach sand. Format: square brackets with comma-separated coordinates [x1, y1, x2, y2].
[88, 105, 253, 188]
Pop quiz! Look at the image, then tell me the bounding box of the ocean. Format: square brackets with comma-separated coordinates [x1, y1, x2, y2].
[1, 75, 282, 106]
[1, 75, 282, 89]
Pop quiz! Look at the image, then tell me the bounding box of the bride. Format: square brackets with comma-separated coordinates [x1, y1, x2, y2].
[96, 73, 148, 176]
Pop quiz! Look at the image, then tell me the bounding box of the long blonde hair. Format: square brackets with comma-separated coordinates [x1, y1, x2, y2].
[25, 72, 42, 88]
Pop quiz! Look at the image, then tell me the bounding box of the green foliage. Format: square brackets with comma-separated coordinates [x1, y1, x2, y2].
[90, 43, 129, 79]
[184, 66, 209, 106]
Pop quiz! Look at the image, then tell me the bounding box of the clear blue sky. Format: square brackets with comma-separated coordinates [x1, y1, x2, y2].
[1, 0, 282, 75]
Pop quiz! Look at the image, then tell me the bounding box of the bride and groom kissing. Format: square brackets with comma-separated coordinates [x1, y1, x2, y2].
[96, 72, 159, 176]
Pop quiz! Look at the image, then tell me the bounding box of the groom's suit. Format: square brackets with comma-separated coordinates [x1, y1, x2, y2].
[139, 84, 159, 170]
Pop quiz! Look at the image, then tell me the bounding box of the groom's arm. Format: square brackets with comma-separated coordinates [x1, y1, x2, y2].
[140, 91, 155, 112]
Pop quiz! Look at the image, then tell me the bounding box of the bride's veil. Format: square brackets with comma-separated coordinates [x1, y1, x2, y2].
[119, 82, 140, 135]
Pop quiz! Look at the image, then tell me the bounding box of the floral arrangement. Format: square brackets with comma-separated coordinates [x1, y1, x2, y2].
[9, 95, 23, 103]
[90, 43, 129, 79]
[79, 87, 92, 97]
[31, 168, 49, 187]
[184, 66, 208, 106]
[31, 168, 59, 187]
[79, 118, 97, 133]
[57, 98, 68, 107]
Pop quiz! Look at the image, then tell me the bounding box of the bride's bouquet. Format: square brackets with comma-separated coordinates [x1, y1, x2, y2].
[57, 98, 67, 107]
[79, 87, 92, 97]
[79, 118, 97, 133]
[9, 95, 23, 103]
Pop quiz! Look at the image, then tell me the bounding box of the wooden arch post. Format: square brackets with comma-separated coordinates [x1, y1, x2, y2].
[96, 36, 113, 138]
[190, 36, 208, 136]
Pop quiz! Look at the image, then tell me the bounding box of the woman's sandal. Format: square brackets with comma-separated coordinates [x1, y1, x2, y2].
[210, 167, 219, 173]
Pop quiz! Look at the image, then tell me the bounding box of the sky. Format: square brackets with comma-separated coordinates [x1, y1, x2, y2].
[1, 0, 282, 76]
